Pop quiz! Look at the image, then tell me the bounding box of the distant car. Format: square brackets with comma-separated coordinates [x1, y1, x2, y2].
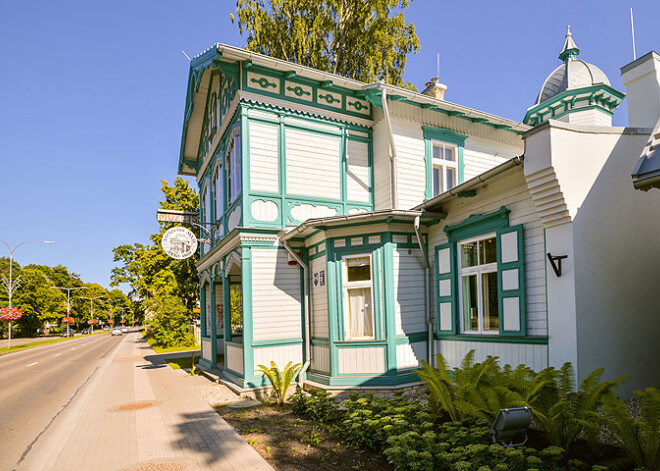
[121, 326, 128, 333]
[60, 329, 75, 338]
[102, 325, 110, 331]
[112, 328, 122, 336]
[81, 328, 91, 335]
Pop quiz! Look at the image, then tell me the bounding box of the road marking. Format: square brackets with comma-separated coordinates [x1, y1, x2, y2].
[27, 362, 38, 367]
[54, 353, 62, 357]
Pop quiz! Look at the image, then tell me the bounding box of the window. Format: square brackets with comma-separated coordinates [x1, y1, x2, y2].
[432, 142, 458, 196]
[436, 206, 526, 337]
[229, 282, 243, 337]
[458, 234, 499, 334]
[343, 254, 375, 339]
[226, 132, 242, 204]
[213, 163, 224, 219]
[423, 126, 466, 200]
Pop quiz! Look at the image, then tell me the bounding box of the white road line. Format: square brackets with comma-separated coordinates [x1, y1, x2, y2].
[54, 353, 62, 357]
[27, 362, 38, 367]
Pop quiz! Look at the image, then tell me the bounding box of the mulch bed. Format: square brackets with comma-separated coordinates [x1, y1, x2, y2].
[215, 404, 393, 471]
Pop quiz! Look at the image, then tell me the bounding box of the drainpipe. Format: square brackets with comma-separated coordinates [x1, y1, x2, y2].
[381, 87, 399, 208]
[281, 236, 311, 388]
[413, 215, 433, 363]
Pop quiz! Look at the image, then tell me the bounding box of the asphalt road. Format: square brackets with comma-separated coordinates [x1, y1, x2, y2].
[0, 332, 124, 471]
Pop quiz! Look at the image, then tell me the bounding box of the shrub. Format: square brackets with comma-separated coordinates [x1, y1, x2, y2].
[255, 361, 301, 405]
[290, 388, 340, 422]
[601, 387, 660, 471]
[146, 295, 196, 347]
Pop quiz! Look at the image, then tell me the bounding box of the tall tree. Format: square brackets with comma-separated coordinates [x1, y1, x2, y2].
[111, 178, 200, 311]
[232, 0, 420, 89]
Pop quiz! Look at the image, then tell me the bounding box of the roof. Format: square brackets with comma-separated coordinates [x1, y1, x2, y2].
[536, 26, 610, 105]
[632, 116, 660, 191]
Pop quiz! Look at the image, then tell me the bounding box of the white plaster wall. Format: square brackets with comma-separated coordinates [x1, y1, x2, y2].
[621, 52, 660, 128]
[251, 248, 302, 341]
[435, 340, 548, 372]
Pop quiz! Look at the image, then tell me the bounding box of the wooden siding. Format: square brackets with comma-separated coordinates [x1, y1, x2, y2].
[285, 128, 341, 199]
[428, 167, 548, 336]
[253, 344, 303, 374]
[226, 344, 244, 375]
[463, 145, 510, 181]
[372, 115, 392, 210]
[201, 338, 212, 362]
[346, 139, 371, 203]
[310, 255, 329, 338]
[251, 248, 303, 341]
[392, 119, 426, 209]
[338, 346, 386, 374]
[436, 340, 548, 372]
[393, 248, 427, 335]
[311, 345, 330, 373]
[249, 120, 279, 193]
[396, 341, 427, 369]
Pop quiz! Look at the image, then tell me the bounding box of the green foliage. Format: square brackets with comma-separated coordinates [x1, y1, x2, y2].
[232, 0, 420, 89]
[601, 387, 660, 471]
[531, 364, 627, 453]
[255, 361, 302, 405]
[290, 388, 340, 422]
[145, 296, 196, 348]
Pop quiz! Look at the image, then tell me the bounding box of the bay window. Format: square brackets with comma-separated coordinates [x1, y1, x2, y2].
[226, 131, 242, 204]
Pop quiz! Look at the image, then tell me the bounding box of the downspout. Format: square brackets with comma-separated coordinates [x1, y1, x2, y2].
[381, 87, 399, 208]
[413, 215, 433, 363]
[281, 236, 311, 388]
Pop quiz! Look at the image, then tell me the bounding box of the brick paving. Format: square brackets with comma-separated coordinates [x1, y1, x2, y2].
[18, 333, 273, 471]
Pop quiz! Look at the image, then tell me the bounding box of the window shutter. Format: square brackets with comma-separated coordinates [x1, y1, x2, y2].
[497, 225, 525, 336]
[436, 243, 457, 334]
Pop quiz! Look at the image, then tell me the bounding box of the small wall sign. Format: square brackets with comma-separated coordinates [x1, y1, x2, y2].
[162, 227, 198, 259]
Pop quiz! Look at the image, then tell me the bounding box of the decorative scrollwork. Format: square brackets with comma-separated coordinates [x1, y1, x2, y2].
[347, 100, 368, 111]
[318, 93, 341, 104]
[287, 86, 311, 97]
[250, 77, 278, 89]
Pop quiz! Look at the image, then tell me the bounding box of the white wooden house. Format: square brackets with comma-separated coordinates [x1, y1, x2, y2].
[178, 31, 660, 394]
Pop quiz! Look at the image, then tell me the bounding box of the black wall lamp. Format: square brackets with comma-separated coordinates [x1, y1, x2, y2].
[547, 253, 568, 277]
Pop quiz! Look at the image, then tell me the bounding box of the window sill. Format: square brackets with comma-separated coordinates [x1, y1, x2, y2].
[434, 334, 548, 345]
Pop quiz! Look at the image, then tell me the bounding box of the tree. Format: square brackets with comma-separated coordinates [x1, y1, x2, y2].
[11, 267, 67, 336]
[232, 0, 420, 89]
[111, 178, 200, 345]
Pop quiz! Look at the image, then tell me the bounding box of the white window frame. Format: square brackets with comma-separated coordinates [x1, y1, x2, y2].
[342, 253, 376, 340]
[212, 162, 224, 220]
[457, 232, 499, 335]
[432, 141, 458, 196]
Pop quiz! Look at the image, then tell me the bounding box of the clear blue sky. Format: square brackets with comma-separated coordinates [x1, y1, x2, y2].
[1, 0, 658, 291]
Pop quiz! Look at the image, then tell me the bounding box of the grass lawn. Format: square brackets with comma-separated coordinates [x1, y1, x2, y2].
[166, 354, 200, 370]
[142, 332, 200, 353]
[0, 330, 108, 355]
[215, 404, 392, 471]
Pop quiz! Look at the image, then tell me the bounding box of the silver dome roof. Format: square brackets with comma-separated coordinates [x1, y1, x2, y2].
[535, 26, 611, 105]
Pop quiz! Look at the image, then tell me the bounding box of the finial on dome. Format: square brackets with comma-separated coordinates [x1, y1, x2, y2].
[559, 24, 580, 62]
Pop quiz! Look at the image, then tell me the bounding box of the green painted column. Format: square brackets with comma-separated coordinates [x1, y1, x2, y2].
[241, 245, 254, 388]
[209, 272, 218, 369]
[382, 234, 397, 375]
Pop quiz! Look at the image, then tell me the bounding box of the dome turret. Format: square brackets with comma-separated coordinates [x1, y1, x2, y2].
[524, 26, 624, 127]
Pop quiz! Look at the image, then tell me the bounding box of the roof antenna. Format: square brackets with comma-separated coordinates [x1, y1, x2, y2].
[436, 53, 440, 79]
[182, 50, 192, 61]
[630, 8, 637, 60]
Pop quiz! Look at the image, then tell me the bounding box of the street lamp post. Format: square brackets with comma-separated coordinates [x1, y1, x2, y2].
[80, 296, 104, 334]
[51, 286, 86, 337]
[0, 239, 55, 348]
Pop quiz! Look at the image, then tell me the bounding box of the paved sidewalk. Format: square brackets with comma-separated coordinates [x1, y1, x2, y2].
[18, 333, 272, 471]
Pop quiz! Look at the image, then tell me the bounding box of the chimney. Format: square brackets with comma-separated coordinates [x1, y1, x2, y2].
[422, 77, 447, 100]
[621, 51, 660, 128]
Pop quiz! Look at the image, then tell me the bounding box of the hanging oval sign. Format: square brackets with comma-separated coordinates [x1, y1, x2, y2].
[161, 227, 198, 260]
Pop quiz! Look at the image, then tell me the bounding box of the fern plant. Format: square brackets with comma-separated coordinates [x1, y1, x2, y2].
[530, 363, 627, 453]
[255, 361, 302, 405]
[601, 387, 660, 471]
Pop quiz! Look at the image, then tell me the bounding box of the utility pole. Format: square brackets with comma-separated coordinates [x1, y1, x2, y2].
[52, 286, 86, 337]
[80, 296, 104, 334]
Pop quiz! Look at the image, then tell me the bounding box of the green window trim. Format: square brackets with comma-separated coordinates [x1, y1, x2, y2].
[423, 126, 467, 200]
[435, 206, 527, 339]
